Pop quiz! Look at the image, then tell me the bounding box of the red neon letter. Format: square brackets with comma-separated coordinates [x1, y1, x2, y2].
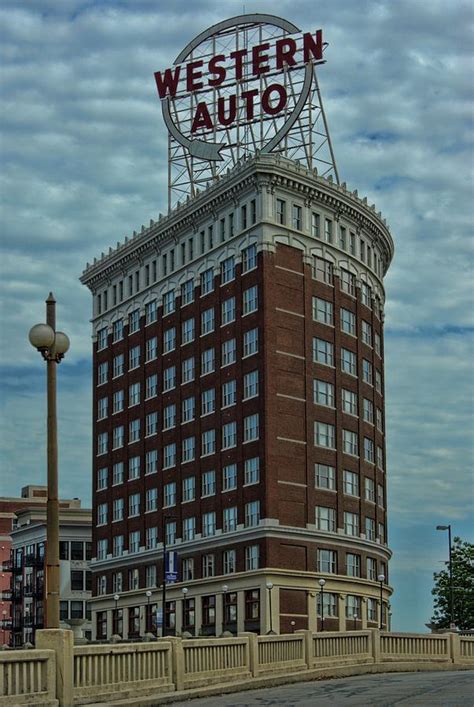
[275, 38, 297, 69]
[154, 66, 181, 99]
[217, 94, 237, 126]
[209, 54, 227, 87]
[186, 59, 204, 92]
[191, 102, 213, 132]
[241, 89, 259, 120]
[303, 29, 323, 62]
[230, 48, 247, 80]
[261, 84, 287, 115]
[252, 42, 270, 76]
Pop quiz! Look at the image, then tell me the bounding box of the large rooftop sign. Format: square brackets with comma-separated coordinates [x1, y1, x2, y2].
[154, 14, 338, 210]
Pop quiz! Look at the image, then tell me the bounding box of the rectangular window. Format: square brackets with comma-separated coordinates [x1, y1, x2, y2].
[202, 470, 216, 497]
[201, 388, 215, 415]
[164, 482, 176, 508]
[378, 522, 385, 543]
[113, 354, 124, 378]
[364, 437, 375, 463]
[129, 382, 140, 407]
[222, 422, 237, 450]
[182, 516, 196, 541]
[181, 279, 194, 306]
[146, 526, 158, 550]
[344, 511, 359, 536]
[182, 396, 195, 423]
[324, 218, 333, 243]
[129, 418, 140, 443]
[129, 309, 140, 334]
[97, 396, 108, 420]
[313, 379, 334, 407]
[363, 398, 374, 424]
[97, 539, 108, 560]
[128, 493, 140, 517]
[315, 421, 335, 448]
[165, 521, 176, 545]
[317, 549, 337, 573]
[163, 403, 176, 430]
[129, 345, 140, 370]
[223, 549, 236, 574]
[342, 388, 358, 416]
[129, 456, 140, 479]
[313, 337, 334, 366]
[339, 225, 347, 250]
[201, 429, 216, 456]
[113, 462, 124, 485]
[313, 257, 334, 284]
[145, 300, 157, 325]
[340, 269, 356, 296]
[315, 506, 336, 532]
[375, 333, 381, 356]
[222, 379, 237, 407]
[311, 211, 320, 238]
[344, 470, 359, 496]
[241, 204, 247, 229]
[276, 198, 286, 224]
[182, 436, 195, 462]
[361, 282, 372, 307]
[98, 362, 108, 385]
[365, 517, 376, 541]
[145, 412, 158, 437]
[222, 462, 237, 490]
[242, 244, 257, 272]
[243, 328, 258, 356]
[201, 307, 215, 335]
[146, 564, 157, 588]
[362, 359, 373, 385]
[315, 463, 336, 490]
[163, 365, 176, 391]
[347, 553, 361, 577]
[222, 338, 236, 366]
[163, 327, 176, 353]
[182, 356, 195, 384]
[145, 336, 158, 362]
[245, 544, 259, 570]
[346, 595, 361, 619]
[341, 348, 357, 376]
[163, 443, 176, 469]
[367, 557, 377, 581]
[223, 506, 238, 532]
[113, 319, 124, 342]
[244, 413, 259, 442]
[250, 199, 256, 224]
[243, 285, 258, 315]
[313, 297, 333, 325]
[112, 535, 124, 557]
[201, 348, 215, 375]
[362, 320, 373, 347]
[182, 558, 194, 581]
[97, 503, 107, 525]
[221, 256, 235, 284]
[163, 291, 175, 315]
[365, 477, 375, 502]
[145, 450, 158, 475]
[97, 432, 108, 455]
[202, 557, 215, 579]
[292, 204, 302, 230]
[182, 476, 195, 502]
[97, 327, 108, 350]
[97, 467, 108, 490]
[146, 374, 158, 399]
[244, 457, 260, 485]
[243, 370, 259, 399]
[245, 500, 260, 527]
[341, 308, 356, 335]
[112, 390, 124, 414]
[221, 296, 236, 325]
[202, 511, 216, 537]
[343, 429, 358, 456]
[376, 370, 382, 394]
[200, 268, 214, 295]
[146, 487, 158, 512]
[377, 446, 384, 470]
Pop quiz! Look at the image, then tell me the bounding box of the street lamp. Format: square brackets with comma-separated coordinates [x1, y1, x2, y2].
[113, 594, 120, 636]
[378, 574, 385, 630]
[266, 582, 276, 634]
[145, 590, 152, 634]
[222, 584, 228, 631]
[181, 587, 188, 634]
[318, 578, 326, 631]
[29, 293, 70, 629]
[353, 611, 358, 631]
[436, 524, 454, 628]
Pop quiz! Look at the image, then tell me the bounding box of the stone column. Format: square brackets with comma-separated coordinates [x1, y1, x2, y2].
[194, 594, 202, 637]
[237, 591, 245, 634]
[338, 594, 346, 631]
[36, 629, 73, 707]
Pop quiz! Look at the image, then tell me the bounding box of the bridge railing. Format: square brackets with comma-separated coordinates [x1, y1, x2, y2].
[1, 629, 473, 705]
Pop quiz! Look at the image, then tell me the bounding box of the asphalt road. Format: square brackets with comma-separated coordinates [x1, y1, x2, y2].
[178, 670, 474, 706]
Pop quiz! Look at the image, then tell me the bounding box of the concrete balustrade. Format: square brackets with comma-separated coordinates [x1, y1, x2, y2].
[0, 649, 57, 706]
[1, 629, 473, 706]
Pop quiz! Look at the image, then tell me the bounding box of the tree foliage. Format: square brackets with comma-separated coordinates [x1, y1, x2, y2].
[431, 536, 474, 630]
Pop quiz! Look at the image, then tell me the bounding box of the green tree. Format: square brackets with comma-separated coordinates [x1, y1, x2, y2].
[431, 536, 474, 630]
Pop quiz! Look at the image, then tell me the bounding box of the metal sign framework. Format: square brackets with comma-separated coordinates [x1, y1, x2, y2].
[163, 14, 339, 211]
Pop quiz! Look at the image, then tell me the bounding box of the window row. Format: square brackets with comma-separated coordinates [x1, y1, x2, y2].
[96, 242, 258, 319]
[314, 423, 384, 467]
[312, 337, 383, 391]
[313, 382, 383, 428]
[312, 297, 381, 352]
[97, 327, 259, 385]
[314, 507, 386, 542]
[97, 412, 260, 457]
[317, 549, 385, 580]
[314, 464, 384, 505]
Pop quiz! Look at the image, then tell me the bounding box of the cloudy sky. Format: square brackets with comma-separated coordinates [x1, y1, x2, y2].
[1, 0, 472, 632]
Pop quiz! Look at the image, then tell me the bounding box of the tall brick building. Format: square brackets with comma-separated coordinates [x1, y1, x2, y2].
[81, 153, 394, 639]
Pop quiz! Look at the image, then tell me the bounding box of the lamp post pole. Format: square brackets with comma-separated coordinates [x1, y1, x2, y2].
[378, 573, 385, 630]
[222, 584, 228, 633]
[266, 582, 275, 634]
[145, 590, 152, 634]
[181, 587, 188, 634]
[436, 524, 454, 627]
[318, 578, 326, 631]
[113, 593, 120, 636]
[161, 515, 177, 637]
[29, 294, 70, 629]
